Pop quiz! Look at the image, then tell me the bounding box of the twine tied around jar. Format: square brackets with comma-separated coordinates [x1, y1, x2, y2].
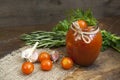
[71, 21, 99, 44]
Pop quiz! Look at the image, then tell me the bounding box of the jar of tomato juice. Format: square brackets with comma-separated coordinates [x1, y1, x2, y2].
[66, 21, 102, 66]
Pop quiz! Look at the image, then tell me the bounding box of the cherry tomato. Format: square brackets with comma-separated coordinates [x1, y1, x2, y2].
[40, 59, 53, 71]
[38, 52, 51, 62]
[21, 62, 34, 75]
[78, 20, 87, 29]
[61, 57, 73, 70]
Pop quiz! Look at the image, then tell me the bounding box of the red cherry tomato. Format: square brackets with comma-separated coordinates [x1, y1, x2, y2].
[40, 59, 53, 71]
[38, 52, 51, 62]
[61, 57, 73, 70]
[21, 62, 34, 75]
[78, 20, 87, 29]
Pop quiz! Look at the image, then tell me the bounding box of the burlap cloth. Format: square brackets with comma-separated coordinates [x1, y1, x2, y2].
[0, 46, 77, 80]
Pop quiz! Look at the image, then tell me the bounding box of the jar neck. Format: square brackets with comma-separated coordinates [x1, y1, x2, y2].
[71, 21, 99, 44]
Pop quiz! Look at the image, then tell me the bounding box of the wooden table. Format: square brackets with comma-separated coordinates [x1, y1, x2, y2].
[0, 16, 120, 80]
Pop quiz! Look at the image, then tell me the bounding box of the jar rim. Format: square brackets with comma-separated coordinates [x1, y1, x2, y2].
[82, 25, 99, 32]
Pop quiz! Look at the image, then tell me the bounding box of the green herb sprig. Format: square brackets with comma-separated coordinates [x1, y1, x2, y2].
[53, 20, 70, 32]
[101, 30, 120, 52]
[21, 31, 66, 48]
[68, 9, 97, 26]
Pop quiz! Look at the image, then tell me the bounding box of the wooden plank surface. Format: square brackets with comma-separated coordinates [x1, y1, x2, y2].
[64, 49, 120, 80]
[0, 16, 120, 79]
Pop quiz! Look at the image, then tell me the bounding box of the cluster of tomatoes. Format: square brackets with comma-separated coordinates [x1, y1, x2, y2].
[21, 52, 73, 75]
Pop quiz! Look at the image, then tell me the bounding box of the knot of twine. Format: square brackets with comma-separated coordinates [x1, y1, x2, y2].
[71, 21, 99, 44]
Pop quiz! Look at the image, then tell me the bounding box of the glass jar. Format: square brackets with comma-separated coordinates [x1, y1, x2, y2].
[66, 21, 102, 66]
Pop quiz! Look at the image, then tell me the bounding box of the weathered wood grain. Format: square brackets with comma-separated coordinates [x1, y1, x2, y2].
[64, 49, 120, 80]
[0, 0, 120, 27]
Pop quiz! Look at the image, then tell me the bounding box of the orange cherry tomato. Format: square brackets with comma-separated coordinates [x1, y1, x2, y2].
[61, 57, 73, 70]
[78, 20, 87, 29]
[40, 59, 53, 71]
[38, 52, 51, 62]
[21, 62, 34, 75]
